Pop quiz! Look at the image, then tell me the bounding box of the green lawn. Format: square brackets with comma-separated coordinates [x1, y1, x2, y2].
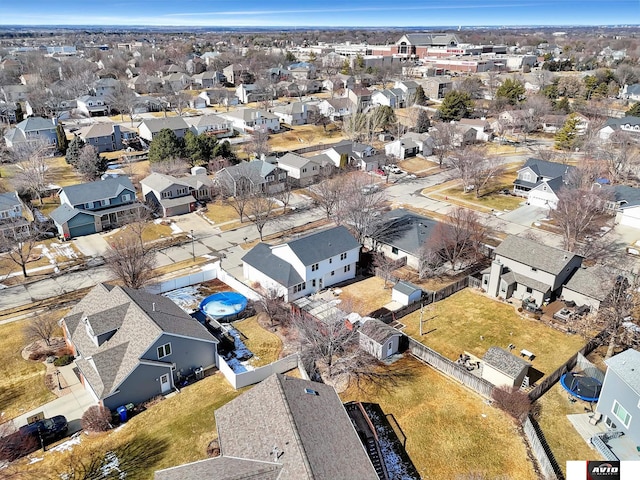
[402, 289, 586, 379]
[233, 316, 283, 367]
[341, 356, 537, 480]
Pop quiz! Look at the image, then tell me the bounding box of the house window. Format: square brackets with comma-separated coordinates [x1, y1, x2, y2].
[157, 343, 172, 359]
[344, 265, 351, 273]
[279, 173, 287, 180]
[311, 263, 319, 271]
[612, 400, 632, 428]
[100, 199, 110, 206]
[312, 279, 316, 287]
[531, 267, 537, 272]
[331, 270, 335, 276]
[329, 258, 332, 264]
[391, 247, 399, 255]
[266, 175, 275, 182]
[340, 253, 347, 260]
[122, 194, 132, 202]
[293, 282, 306, 293]
[522, 172, 531, 182]
[526, 287, 533, 294]
[302, 168, 307, 173]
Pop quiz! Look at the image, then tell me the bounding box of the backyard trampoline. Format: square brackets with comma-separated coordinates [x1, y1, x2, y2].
[560, 372, 602, 402]
[199, 292, 248, 321]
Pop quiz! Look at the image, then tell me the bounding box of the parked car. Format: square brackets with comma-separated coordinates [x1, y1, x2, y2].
[361, 184, 380, 195]
[0, 416, 68, 461]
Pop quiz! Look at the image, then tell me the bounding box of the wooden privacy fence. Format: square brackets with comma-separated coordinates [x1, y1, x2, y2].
[408, 338, 495, 398]
[522, 415, 564, 480]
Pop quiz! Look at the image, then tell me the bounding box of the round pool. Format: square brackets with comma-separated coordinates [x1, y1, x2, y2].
[199, 292, 248, 320]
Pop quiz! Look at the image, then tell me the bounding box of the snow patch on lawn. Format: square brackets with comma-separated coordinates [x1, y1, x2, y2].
[49, 433, 83, 453]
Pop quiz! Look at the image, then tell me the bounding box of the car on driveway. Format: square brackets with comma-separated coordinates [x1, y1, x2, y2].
[1, 416, 68, 461]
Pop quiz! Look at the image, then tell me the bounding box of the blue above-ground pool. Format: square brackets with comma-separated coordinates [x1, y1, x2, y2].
[560, 372, 602, 402]
[199, 292, 248, 321]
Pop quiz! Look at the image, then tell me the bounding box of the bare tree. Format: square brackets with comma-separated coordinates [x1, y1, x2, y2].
[417, 242, 446, 279]
[553, 188, 610, 252]
[76, 144, 108, 181]
[107, 80, 140, 124]
[216, 162, 263, 222]
[310, 174, 344, 220]
[430, 122, 457, 167]
[598, 270, 640, 359]
[81, 406, 113, 433]
[254, 286, 288, 327]
[373, 252, 397, 289]
[448, 146, 504, 198]
[245, 193, 278, 241]
[24, 314, 58, 347]
[10, 139, 54, 205]
[242, 130, 271, 160]
[599, 131, 640, 182]
[273, 182, 292, 212]
[0, 224, 42, 278]
[150, 158, 190, 177]
[335, 175, 387, 244]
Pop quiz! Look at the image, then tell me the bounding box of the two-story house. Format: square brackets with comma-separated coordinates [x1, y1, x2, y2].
[49, 177, 143, 238]
[317, 97, 353, 121]
[235, 84, 270, 104]
[161, 73, 192, 92]
[513, 158, 575, 209]
[346, 87, 372, 113]
[76, 95, 109, 117]
[385, 132, 434, 159]
[276, 153, 328, 187]
[75, 123, 137, 153]
[0, 191, 29, 238]
[191, 71, 226, 89]
[482, 235, 583, 307]
[219, 108, 280, 133]
[184, 114, 233, 138]
[61, 283, 218, 410]
[92, 77, 119, 98]
[139, 117, 190, 142]
[323, 140, 376, 169]
[271, 102, 312, 126]
[599, 116, 640, 141]
[242, 226, 361, 301]
[222, 64, 254, 85]
[3, 117, 58, 149]
[140, 170, 213, 217]
[216, 160, 287, 196]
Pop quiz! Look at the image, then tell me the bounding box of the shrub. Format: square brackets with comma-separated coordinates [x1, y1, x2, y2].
[55, 345, 74, 357]
[28, 349, 55, 362]
[54, 354, 74, 367]
[492, 386, 539, 421]
[517, 307, 523, 313]
[82, 406, 113, 433]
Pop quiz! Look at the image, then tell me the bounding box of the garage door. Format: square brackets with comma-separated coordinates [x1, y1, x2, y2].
[620, 212, 640, 229]
[69, 222, 97, 238]
[166, 203, 192, 216]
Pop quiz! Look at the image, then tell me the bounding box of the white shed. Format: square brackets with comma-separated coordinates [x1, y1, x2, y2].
[481, 346, 530, 389]
[392, 281, 422, 306]
[358, 319, 404, 360]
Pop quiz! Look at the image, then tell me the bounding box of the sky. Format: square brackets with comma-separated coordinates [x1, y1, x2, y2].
[0, 1, 639, 27]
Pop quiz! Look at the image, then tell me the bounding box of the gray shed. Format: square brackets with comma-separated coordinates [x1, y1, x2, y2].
[392, 281, 422, 306]
[481, 346, 530, 389]
[358, 319, 403, 360]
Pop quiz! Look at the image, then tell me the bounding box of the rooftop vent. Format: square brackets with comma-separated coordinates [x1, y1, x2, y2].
[304, 388, 319, 396]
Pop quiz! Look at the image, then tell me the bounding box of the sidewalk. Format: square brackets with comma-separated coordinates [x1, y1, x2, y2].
[11, 362, 96, 435]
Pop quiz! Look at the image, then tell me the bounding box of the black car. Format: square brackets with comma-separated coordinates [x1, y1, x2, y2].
[0, 416, 69, 461]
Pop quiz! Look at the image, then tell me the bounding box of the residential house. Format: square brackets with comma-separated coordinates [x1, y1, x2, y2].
[154, 373, 379, 480]
[191, 71, 225, 89]
[49, 177, 142, 238]
[596, 348, 640, 445]
[185, 57, 206, 75]
[276, 152, 324, 187]
[287, 62, 317, 80]
[346, 87, 372, 113]
[394, 80, 419, 103]
[385, 132, 434, 159]
[75, 123, 137, 153]
[0, 84, 29, 103]
[216, 160, 287, 196]
[561, 266, 608, 313]
[0, 191, 29, 239]
[512, 158, 575, 209]
[235, 83, 270, 104]
[125, 66, 139, 79]
[159, 64, 184, 75]
[3, 117, 57, 149]
[498, 110, 529, 131]
[0, 101, 19, 124]
[458, 118, 493, 142]
[162, 73, 192, 92]
[138, 117, 190, 142]
[188, 96, 208, 109]
[92, 77, 119, 98]
[61, 283, 218, 410]
[620, 84, 640, 102]
[141, 171, 213, 216]
[184, 114, 233, 138]
[599, 116, 640, 141]
[298, 79, 322, 94]
[200, 51, 221, 67]
[219, 108, 280, 133]
[541, 114, 567, 134]
[317, 97, 352, 121]
[369, 208, 440, 270]
[322, 74, 355, 93]
[604, 185, 640, 229]
[271, 101, 311, 126]
[77, 95, 109, 117]
[371, 89, 403, 109]
[128, 74, 163, 94]
[422, 77, 453, 99]
[198, 89, 239, 108]
[358, 319, 404, 360]
[481, 347, 530, 389]
[222, 64, 253, 85]
[242, 226, 360, 302]
[482, 235, 583, 307]
[323, 140, 376, 169]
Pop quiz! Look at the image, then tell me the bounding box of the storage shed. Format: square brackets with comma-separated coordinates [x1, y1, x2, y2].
[358, 319, 403, 360]
[481, 346, 530, 389]
[391, 281, 422, 306]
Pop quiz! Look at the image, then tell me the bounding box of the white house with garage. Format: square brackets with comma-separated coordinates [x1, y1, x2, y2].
[241, 226, 360, 302]
[603, 184, 640, 230]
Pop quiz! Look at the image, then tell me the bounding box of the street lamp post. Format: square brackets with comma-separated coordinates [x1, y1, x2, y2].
[191, 230, 195, 261]
[54, 369, 62, 390]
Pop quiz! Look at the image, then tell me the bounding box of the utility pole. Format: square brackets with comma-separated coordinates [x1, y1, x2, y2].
[191, 230, 195, 261]
[419, 303, 424, 336]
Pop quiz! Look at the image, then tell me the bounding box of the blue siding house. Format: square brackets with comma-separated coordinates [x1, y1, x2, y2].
[49, 177, 142, 238]
[61, 283, 219, 410]
[596, 348, 640, 445]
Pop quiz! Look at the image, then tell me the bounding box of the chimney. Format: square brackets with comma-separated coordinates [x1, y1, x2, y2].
[152, 302, 156, 312]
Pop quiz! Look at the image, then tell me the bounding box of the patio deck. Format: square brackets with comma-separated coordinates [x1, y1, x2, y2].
[567, 413, 639, 461]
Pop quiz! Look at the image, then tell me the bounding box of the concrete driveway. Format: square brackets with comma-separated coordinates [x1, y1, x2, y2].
[498, 204, 549, 227]
[73, 233, 111, 257]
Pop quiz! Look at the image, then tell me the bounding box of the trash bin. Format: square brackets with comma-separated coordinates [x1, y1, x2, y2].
[117, 405, 128, 422]
[194, 367, 204, 380]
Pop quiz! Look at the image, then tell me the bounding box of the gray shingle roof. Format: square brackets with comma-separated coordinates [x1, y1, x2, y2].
[494, 235, 579, 276]
[276, 152, 317, 170]
[223, 108, 277, 122]
[141, 172, 190, 192]
[241, 242, 303, 288]
[215, 373, 378, 480]
[155, 457, 282, 480]
[520, 158, 575, 181]
[64, 284, 217, 400]
[393, 280, 421, 296]
[49, 203, 83, 225]
[605, 116, 640, 129]
[375, 208, 439, 255]
[359, 319, 401, 345]
[483, 346, 530, 379]
[501, 270, 551, 294]
[286, 225, 360, 266]
[183, 114, 228, 128]
[60, 177, 136, 206]
[15, 117, 56, 133]
[140, 117, 189, 134]
[563, 267, 608, 301]
[610, 185, 640, 208]
[0, 191, 21, 210]
[604, 348, 640, 395]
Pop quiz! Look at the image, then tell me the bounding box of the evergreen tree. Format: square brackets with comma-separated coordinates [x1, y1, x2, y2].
[65, 135, 85, 165]
[437, 91, 474, 121]
[285, 51, 297, 63]
[415, 109, 431, 133]
[76, 144, 109, 181]
[554, 97, 571, 114]
[56, 123, 69, 155]
[555, 113, 580, 151]
[340, 59, 351, 75]
[496, 78, 525, 106]
[15, 102, 24, 123]
[184, 131, 203, 166]
[148, 128, 184, 163]
[414, 85, 427, 106]
[625, 102, 640, 117]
